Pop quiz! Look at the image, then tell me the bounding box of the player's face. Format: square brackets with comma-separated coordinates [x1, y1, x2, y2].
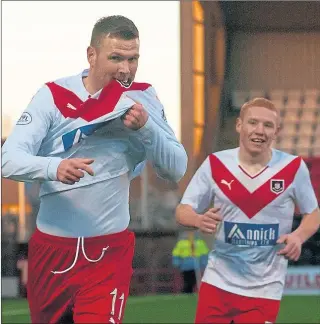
[236, 106, 279, 155]
[88, 36, 140, 87]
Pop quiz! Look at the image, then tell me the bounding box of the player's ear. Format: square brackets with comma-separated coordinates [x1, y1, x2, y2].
[273, 122, 282, 140]
[87, 46, 96, 67]
[273, 114, 282, 138]
[235, 117, 242, 134]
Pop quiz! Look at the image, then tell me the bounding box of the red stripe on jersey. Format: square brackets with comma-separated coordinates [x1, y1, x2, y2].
[209, 154, 301, 219]
[46, 80, 151, 121]
[46, 82, 82, 119]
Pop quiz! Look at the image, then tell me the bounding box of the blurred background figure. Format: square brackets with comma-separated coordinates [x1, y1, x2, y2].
[1, 207, 19, 276]
[24, 182, 40, 237]
[172, 229, 209, 293]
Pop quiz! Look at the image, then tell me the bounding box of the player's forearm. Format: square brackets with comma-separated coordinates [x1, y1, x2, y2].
[135, 118, 188, 182]
[2, 148, 61, 182]
[176, 204, 201, 229]
[293, 208, 320, 243]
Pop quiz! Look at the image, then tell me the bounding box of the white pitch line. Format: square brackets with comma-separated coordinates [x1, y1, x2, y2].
[2, 308, 29, 316]
[2, 294, 196, 317]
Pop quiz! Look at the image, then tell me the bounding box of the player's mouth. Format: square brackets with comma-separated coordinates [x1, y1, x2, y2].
[251, 138, 266, 144]
[114, 77, 132, 88]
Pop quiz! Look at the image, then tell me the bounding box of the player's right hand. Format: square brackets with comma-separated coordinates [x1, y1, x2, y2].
[121, 97, 149, 130]
[197, 207, 222, 234]
[57, 158, 95, 185]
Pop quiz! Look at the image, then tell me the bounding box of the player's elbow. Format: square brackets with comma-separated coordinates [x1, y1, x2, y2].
[171, 149, 188, 182]
[1, 152, 14, 179]
[2, 150, 31, 181]
[156, 151, 188, 183]
[162, 165, 186, 183]
[1, 165, 10, 179]
[156, 168, 183, 183]
[172, 165, 187, 183]
[2, 158, 22, 180]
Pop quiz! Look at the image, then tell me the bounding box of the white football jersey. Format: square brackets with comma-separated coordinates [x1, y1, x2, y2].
[2, 70, 187, 237]
[181, 147, 318, 300]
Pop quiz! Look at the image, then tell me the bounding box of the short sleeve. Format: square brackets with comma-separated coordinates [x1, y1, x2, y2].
[293, 160, 318, 214]
[180, 156, 215, 213]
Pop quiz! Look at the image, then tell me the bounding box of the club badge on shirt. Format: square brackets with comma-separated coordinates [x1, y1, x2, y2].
[270, 179, 285, 194]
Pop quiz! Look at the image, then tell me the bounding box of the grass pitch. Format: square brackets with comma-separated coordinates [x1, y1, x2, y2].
[2, 294, 319, 323]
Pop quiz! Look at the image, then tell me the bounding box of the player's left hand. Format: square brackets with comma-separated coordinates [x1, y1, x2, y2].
[277, 233, 302, 261]
[121, 97, 149, 130]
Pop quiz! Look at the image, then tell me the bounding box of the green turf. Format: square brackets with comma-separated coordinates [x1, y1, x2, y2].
[2, 295, 319, 323]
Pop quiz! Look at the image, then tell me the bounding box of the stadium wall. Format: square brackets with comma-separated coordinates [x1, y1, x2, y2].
[227, 32, 320, 91]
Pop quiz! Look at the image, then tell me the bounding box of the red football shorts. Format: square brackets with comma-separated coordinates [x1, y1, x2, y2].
[27, 228, 135, 323]
[195, 282, 280, 324]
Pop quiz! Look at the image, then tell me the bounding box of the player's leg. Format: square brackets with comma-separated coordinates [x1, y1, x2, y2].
[190, 270, 197, 293]
[73, 273, 132, 323]
[232, 309, 264, 324]
[259, 297, 281, 323]
[27, 229, 76, 323]
[73, 230, 135, 324]
[232, 295, 280, 323]
[182, 270, 195, 293]
[181, 271, 188, 293]
[194, 282, 233, 323]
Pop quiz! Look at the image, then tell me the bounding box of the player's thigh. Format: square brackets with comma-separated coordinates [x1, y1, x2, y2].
[233, 309, 264, 323]
[255, 298, 280, 323]
[73, 283, 131, 323]
[73, 270, 133, 323]
[27, 239, 73, 323]
[29, 300, 73, 324]
[73, 231, 135, 323]
[233, 298, 280, 324]
[195, 282, 232, 323]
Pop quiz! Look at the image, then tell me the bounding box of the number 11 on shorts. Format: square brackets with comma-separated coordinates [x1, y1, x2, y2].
[110, 288, 125, 320]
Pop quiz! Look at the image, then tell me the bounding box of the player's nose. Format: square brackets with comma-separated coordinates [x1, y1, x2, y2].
[118, 60, 130, 74]
[255, 123, 264, 134]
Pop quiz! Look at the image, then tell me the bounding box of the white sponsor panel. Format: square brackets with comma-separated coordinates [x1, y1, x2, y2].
[284, 266, 320, 296]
